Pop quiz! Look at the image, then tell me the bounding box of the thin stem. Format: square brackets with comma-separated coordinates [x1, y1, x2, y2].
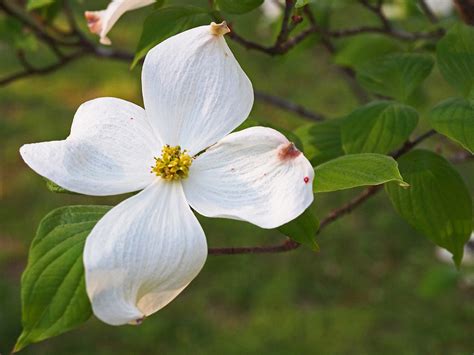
[418, 0, 439, 23]
[209, 239, 299, 256]
[254, 91, 325, 121]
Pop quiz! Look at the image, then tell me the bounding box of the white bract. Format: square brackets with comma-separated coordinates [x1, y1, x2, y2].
[85, 0, 155, 45]
[20, 22, 314, 326]
[383, 0, 453, 20]
[261, 0, 284, 22]
[424, 0, 453, 17]
[436, 232, 474, 266]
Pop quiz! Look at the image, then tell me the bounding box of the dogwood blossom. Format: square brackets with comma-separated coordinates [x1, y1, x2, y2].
[436, 232, 474, 266]
[85, 0, 155, 45]
[20, 22, 314, 326]
[383, 0, 453, 20]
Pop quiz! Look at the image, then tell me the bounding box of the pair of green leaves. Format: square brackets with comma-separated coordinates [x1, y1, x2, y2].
[335, 34, 434, 103]
[297, 100, 419, 164]
[295, 98, 472, 267]
[428, 24, 474, 154]
[14, 206, 110, 352]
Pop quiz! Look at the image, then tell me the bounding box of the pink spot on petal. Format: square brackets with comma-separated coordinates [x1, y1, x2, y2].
[304, 176, 310, 184]
[278, 142, 301, 161]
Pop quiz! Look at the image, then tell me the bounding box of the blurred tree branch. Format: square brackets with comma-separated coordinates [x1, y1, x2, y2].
[454, 0, 474, 25]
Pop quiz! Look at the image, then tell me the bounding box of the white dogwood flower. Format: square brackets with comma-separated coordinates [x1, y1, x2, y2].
[20, 22, 314, 326]
[85, 0, 155, 45]
[383, 0, 453, 20]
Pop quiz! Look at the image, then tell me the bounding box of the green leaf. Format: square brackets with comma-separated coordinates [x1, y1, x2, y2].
[341, 101, 419, 154]
[436, 23, 474, 98]
[295, 0, 316, 8]
[14, 206, 111, 352]
[294, 119, 344, 166]
[314, 153, 407, 193]
[385, 150, 472, 268]
[334, 34, 402, 69]
[216, 0, 264, 14]
[0, 17, 38, 51]
[45, 179, 76, 194]
[278, 204, 320, 251]
[26, 0, 55, 11]
[132, 6, 209, 68]
[429, 97, 474, 153]
[356, 52, 434, 102]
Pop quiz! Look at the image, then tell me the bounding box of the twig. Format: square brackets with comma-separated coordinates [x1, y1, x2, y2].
[392, 129, 436, 159]
[254, 90, 325, 121]
[418, 0, 439, 23]
[319, 185, 381, 230]
[209, 238, 299, 256]
[304, 7, 370, 104]
[327, 26, 444, 41]
[226, 1, 313, 55]
[275, 0, 295, 47]
[0, 51, 86, 86]
[453, 0, 474, 25]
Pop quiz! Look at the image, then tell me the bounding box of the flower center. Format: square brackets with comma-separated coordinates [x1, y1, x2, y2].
[152, 145, 192, 181]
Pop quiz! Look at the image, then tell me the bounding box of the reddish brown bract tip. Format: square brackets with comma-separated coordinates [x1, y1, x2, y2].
[84, 11, 102, 34]
[278, 142, 301, 160]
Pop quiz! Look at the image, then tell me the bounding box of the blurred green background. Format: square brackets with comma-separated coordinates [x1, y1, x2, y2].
[1, 1, 473, 354]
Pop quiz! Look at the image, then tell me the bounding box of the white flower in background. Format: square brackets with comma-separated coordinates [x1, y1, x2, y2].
[383, 0, 453, 20]
[436, 232, 474, 266]
[20, 22, 314, 326]
[424, 0, 453, 17]
[85, 0, 155, 45]
[261, 0, 284, 22]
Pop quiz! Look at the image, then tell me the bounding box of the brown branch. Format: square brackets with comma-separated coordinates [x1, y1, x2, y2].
[418, 0, 439, 23]
[254, 91, 325, 121]
[392, 129, 437, 159]
[275, 0, 295, 46]
[319, 185, 382, 230]
[0, 50, 86, 86]
[303, 7, 370, 104]
[358, 0, 392, 30]
[226, 1, 314, 56]
[209, 238, 299, 256]
[327, 26, 444, 41]
[453, 0, 474, 25]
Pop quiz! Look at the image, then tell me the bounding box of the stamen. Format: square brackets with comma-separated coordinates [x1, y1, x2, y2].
[152, 145, 193, 181]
